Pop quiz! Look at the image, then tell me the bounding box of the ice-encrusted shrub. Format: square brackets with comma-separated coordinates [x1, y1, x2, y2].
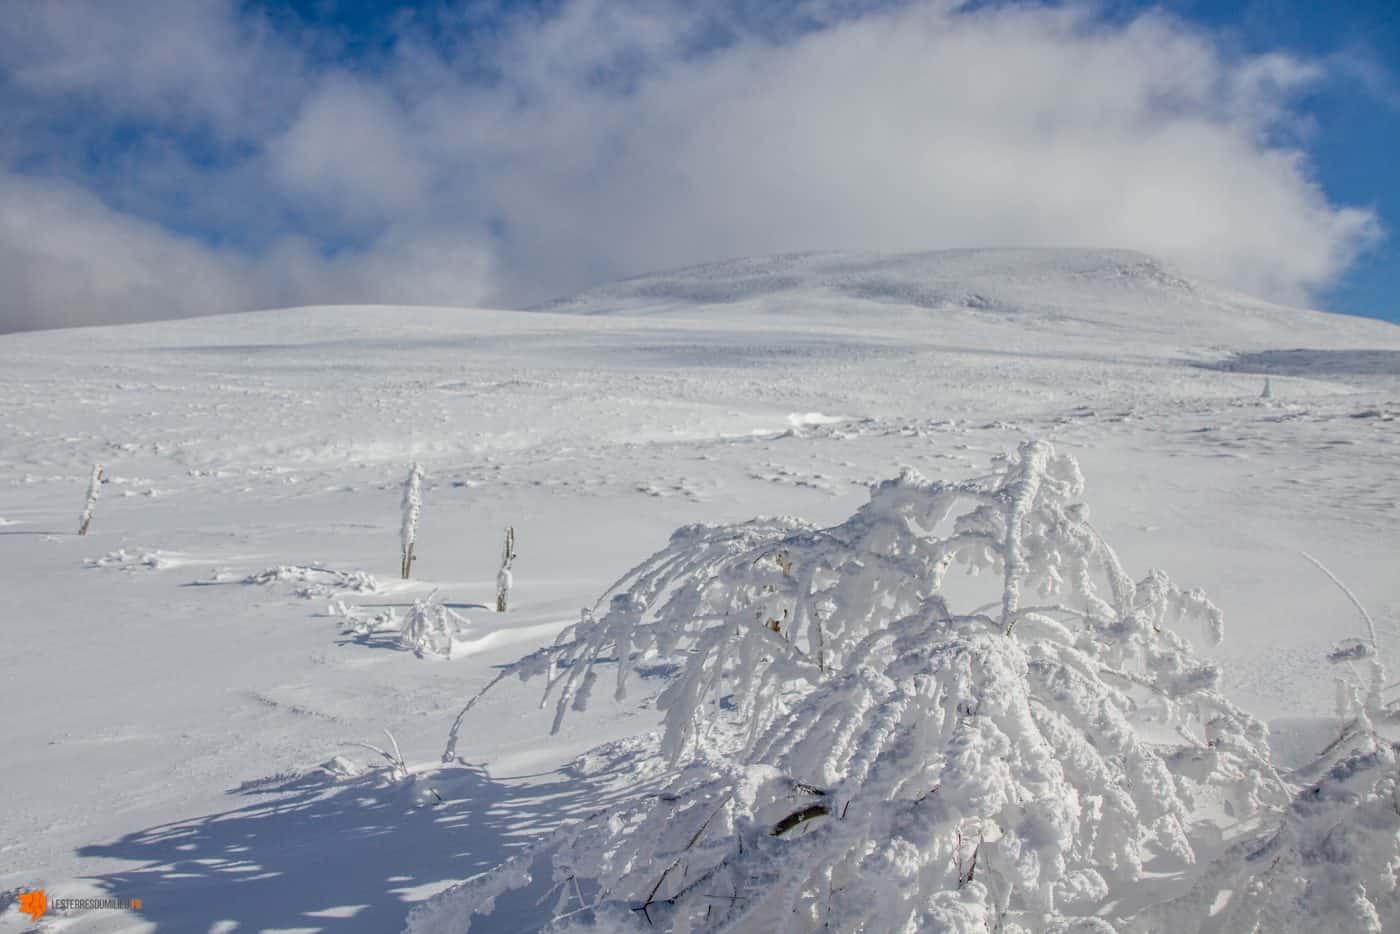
[1130, 740, 1400, 934]
[84, 548, 165, 571]
[348, 729, 411, 783]
[415, 441, 1281, 932]
[333, 601, 401, 640]
[401, 591, 467, 659]
[243, 565, 379, 599]
[1130, 559, 1400, 933]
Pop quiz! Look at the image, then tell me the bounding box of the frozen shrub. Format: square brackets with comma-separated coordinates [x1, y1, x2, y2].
[84, 548, 164, 571]
[244, 565, 379, 599]
[348, 729, 410, 782]
[401, 590, 467, 659]
[1133, 740, 1400, 933]
[1132, 552, 1400, 933]
[414, 442, 1285, 932]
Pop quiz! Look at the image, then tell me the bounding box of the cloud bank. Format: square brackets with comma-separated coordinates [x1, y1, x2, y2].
[0, 0, 1384, 331]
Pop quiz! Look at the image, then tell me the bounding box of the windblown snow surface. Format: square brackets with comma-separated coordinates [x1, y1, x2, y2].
[1, 249, 1398, 932]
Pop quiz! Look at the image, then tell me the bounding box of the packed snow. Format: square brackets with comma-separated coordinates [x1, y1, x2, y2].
[1, 249, 1398, 932]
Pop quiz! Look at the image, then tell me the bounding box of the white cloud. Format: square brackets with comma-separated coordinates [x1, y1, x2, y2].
[0, 0, 1386, 331]
[267, 77, 432, 225]
[0, 172, 496, 332]
[0, 172, 259, 333]
[261, 228, 497, 309]
[436, 2, 1378, 305]
[0, 0, 303, 136]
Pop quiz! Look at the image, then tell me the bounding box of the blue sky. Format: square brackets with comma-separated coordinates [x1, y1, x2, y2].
[1, 0, 1396, 331]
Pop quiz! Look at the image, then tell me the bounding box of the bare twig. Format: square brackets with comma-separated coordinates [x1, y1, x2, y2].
[634, 793, 733, 921]
[1302, 551, 1379, 649]
[347, 728, 408, 780]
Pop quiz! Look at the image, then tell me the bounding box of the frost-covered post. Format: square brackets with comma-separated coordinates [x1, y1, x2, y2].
[400, 462, 423, 579]
[77, 463, 104, 536]
[495, 526, 515, 612]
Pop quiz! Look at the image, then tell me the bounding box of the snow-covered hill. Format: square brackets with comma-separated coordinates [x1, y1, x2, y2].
[1, 250, 1396, 931]
[539, 248, 1400, 353]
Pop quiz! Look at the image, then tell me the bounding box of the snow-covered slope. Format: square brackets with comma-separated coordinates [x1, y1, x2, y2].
[539, 248, 1400, 353]
[0, 250, 1396, 931]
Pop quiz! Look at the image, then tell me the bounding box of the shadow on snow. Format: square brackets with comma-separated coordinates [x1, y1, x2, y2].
[78, 755, 639, 932]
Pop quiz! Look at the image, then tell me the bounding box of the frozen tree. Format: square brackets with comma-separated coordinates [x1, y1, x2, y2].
[416, 442, 1285, 933]
[77, 463, 104, 535]
[401, 462, 424, 579]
